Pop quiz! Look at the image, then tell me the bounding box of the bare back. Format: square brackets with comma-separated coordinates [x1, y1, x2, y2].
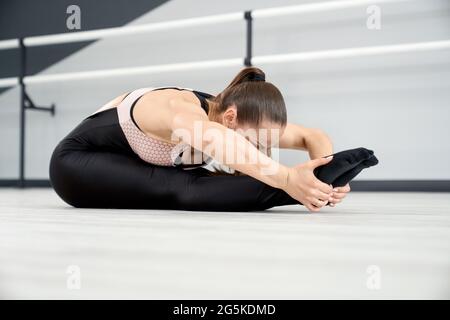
[98, 88, 207, 144]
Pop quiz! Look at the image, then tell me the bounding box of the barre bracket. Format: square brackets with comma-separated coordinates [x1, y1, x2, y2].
[24, 92, 55, 116]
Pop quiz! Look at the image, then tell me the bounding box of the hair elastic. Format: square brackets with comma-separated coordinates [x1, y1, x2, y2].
[248, 73, 265, 82]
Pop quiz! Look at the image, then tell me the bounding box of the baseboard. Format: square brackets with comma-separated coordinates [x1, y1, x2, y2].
[0, 179, 51, 188]
[349, 180, 450, 192]
[1, 179, 450, 192]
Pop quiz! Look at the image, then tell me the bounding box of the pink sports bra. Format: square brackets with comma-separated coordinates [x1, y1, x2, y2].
[95, 86, 214, 166]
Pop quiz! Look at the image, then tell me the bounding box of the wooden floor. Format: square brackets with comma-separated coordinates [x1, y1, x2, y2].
[0, 189, 449, 299]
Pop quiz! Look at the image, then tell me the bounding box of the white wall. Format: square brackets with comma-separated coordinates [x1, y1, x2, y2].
[0, 0, 449, 180]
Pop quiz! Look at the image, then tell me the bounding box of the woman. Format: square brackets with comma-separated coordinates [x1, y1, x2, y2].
[49, 67, 350, 212]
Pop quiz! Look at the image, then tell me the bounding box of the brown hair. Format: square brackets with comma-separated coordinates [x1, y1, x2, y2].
[208, 67, 287, 127]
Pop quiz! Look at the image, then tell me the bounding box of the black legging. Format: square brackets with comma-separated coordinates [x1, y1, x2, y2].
[49, 108, 377, 211]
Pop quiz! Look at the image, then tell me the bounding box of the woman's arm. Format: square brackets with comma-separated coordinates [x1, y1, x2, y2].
[169, 99, 289, 189]
[279, 123, 333, 159]
[280, 123, 352, 207]
[162, 98, 334, 212]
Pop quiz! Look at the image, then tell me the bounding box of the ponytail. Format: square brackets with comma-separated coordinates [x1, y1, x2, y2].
[223, 67, 266, 92]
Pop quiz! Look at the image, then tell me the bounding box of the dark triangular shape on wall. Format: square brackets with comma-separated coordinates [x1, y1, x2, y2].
[0, 0, 171, 94]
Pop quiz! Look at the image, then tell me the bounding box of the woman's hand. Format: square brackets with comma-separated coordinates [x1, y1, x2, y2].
[328, 184, 351, 207]
[283, 156, 334, 212]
